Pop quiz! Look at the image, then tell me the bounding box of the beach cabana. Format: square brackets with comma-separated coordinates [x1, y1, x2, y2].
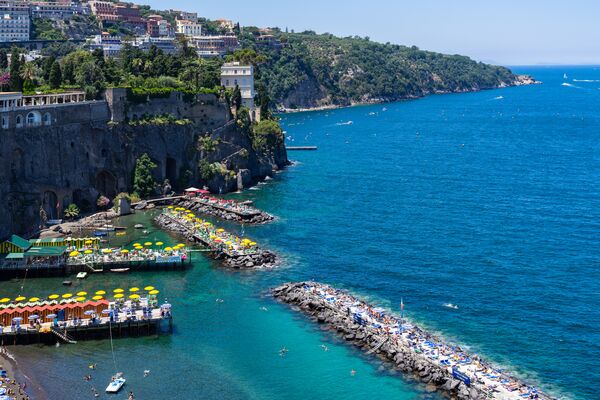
[0, 235, 32, 254]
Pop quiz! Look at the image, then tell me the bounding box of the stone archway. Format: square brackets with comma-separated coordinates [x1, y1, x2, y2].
[95, 170, 117, 198]
[42, 190, 59, 220]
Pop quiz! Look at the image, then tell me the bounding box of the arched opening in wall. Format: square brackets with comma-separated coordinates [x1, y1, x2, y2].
[10, 148, 25, 181]
[43, 112, 51, 126]
[95, 170, 117, 199]
[26, 111, 41, 127]
[166, 157, 177, 186]
[42, 191, 59, 220]
[15, 115, 23, 128]
[1, 115, 9, 129]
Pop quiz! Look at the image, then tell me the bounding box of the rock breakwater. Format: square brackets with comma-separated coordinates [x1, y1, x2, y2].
[273, 282, 552, 400]
[174, 198, 274, 225]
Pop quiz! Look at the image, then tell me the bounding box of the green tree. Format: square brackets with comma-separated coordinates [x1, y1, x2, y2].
[251, 119, 284, 150]
[231, 85, 242, 111]
[49, 60, 62, 89]
[133, 153, 157, 198]
[0, 49, 8, 70]
[9, 48, 22, 91]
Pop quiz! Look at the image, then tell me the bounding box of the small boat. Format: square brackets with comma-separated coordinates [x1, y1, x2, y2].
[110, 268, 130, 273]
[105, 374, 126, 393]
[134, 224, 144, 229]
[563, 73, 568, 79]
[97, 226, 115, 232]
[62, 280, 72, 286]
[115, 231, 126, 236]
[93, 231, 108, 237]
[76, 272, 87, 279]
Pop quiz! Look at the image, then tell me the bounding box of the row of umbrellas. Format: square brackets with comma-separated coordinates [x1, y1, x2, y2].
[0, 286, 160, 304]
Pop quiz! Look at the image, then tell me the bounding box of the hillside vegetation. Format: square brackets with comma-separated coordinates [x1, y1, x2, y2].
[253, 32, 517, 109]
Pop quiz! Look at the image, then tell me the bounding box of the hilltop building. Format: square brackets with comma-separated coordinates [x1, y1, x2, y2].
[190, 35, 239, 57]
[170, 9, 197, 21]
[0, 3, 30, 42]
[147, 14, 171, 37]
[221, 62, 259, 120]
[176, 19, 201, 37]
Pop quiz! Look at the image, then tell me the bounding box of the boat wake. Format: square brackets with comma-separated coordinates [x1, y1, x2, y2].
[572, 79, 600, 82]
[336, 121, 353, 126]
[443, 303, 459, 310]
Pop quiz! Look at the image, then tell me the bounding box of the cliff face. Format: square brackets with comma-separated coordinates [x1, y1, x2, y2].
[0, 91, 287, 239]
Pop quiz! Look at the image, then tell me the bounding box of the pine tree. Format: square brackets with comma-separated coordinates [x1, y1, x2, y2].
[9, 48, 22, 91]
[232, 85, 242, 111]
[133, 154, 157, 198]
[49, 60, 62, 89]
[0, 49, 8, 70]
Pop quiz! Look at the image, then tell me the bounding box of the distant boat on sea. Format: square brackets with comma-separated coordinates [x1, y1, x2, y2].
[563, 73, 568, 79]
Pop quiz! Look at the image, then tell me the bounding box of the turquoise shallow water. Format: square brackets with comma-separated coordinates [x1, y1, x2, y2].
[5, 66, 600, 399]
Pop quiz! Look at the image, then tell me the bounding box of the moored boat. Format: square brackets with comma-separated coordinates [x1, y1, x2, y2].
[105, 374, 126, 393]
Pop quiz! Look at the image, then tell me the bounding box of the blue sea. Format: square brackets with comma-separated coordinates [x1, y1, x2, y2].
[6, 66, 600, 400]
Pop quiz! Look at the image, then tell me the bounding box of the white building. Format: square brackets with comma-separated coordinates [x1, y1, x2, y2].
[176, 19, 202, 37]
[221, 62, 255, 110]
[0, 4, 30, 42]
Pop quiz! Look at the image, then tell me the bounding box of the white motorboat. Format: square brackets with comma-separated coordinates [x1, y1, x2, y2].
[106, 375, 126, 393]
[76, 272, 87, 279]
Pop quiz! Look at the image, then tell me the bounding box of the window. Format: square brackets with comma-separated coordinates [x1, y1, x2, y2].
[27, 112, 36, 125]
[1, 116, 8, 129]
[16, 115, 23, 128]
[43, 112, 51, 126]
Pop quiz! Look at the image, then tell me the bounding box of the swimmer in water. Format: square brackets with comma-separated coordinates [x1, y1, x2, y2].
[350, 369, 356, 376]
[260, 306, 268, 311]
[320, 344, 329, 352]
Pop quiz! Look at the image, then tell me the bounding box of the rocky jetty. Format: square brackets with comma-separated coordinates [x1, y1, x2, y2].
[273, 282, 552, 400]
[174, 198, 274, 225]
[154, 213, 277, 269]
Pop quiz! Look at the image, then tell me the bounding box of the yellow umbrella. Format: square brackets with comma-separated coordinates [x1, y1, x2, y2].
[164, 247, 173, 251]
[185, 209, 191, 213]
[84, 250, 93, 254]
[133, 243, 141, 247]
[77, 291, 87, 296]
[48, 294, 59, 300]
[95, 290, 106, 295]
[129, 294, 140, 300]
[155, 242, 164, 246]
[149, 290, 159, 295]
[85, 240, 93, 245]
[15, 296, 26, 302]
[217, 228, 225, 233]
[114, 293, 124, 299]
[28, 297, 40, 302]
[113, 288, 124, 293]
[76, 296, 86, 302]
[129, 287, 139, 292]
[92, 295, 103, 301]
[144, 286, 154, 291]
[62, 293, 72, 299]
[121, 249, 129, 254]
[167, 205, 174, 209]
[144, 242, 152, 246]
[69, 251, 80, 257]
[102, 248, 112, 253]
[0, 298, 10, 303]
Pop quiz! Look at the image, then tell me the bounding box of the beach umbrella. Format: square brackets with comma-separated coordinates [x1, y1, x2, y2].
[69, 251, 80, 257]
[76, 297, 86, 302]
[84, 310, 95, 315]
[46, 314, 56, 319]
[113, 288, 124, 293]
[84, 250, 93, 254]
[102, 248, 112, 254]
[250, 242, 257, 247]
[48, 294, 59, 300]
[149, 290, 159, 295]
[164, 247, 173, 251]
[0, 298, 9, 303]
[28, 297, 40, 302]
[62, 293, 72, 299]
[101, 309, 111, 315]
[92, 295, 103, 301]
[15, 296, 26, 302]
[217, 228, 225, 233]
[185, 209, 191, 213]
[12, 317, 22, 322]
[77, 291, 88, 296]
[28, 315, 39, 320]
[121, 249, 129, 254]
[167, 206, 173, 209]
[161, 303, 172, 309]
[155, 242, 164, 246]
[85, 240, 93, 245]
[133, 243, 141, 247]
[129, 287, 139, 292]
[144, 242, 152, 246]
[144, 286, 154, 291]
[95, 290, 106, 295]
[129, 294, 140, 300]
[114, 294, 124, 299]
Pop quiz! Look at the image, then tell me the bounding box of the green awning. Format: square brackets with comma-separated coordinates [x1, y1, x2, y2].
[4, 253, 24, 260]
[24, 246, 67, 257]
[9, 235, 31, 251]
[29, 238, 65, 245]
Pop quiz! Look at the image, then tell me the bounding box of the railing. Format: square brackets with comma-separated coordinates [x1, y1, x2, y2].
[51, 326, 77, 344]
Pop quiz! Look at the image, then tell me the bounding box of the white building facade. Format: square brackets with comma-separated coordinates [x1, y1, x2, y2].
[0, 4, 30, 42]
[176, 20, 202, 37]
[220, 62, 255, 110]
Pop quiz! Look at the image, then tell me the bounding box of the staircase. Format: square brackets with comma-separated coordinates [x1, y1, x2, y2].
[51, 327, 77, 344]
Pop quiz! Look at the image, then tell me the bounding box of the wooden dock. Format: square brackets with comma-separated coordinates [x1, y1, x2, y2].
[286, 146, 318, 151]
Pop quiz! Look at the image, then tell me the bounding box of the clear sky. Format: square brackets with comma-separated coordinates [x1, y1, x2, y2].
[141, 0, 600, 66]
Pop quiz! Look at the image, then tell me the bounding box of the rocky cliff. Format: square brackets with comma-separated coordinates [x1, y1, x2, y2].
[0, 90, 288, 239]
